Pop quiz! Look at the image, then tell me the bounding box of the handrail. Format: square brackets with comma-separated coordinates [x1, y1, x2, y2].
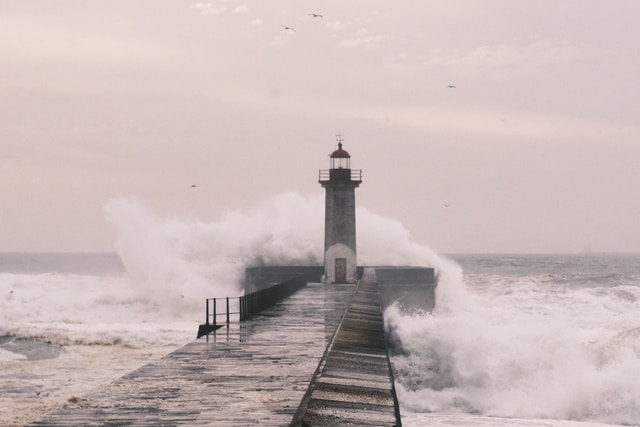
[197, 277, 308, 338]
[238, 277, 306, 321]
[203, 297, 241, 326]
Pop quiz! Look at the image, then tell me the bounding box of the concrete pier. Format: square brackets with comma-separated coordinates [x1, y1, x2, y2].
[29, 273, 402, 426]
[292, 269, 401, 426]
[28, 283, 353, 426]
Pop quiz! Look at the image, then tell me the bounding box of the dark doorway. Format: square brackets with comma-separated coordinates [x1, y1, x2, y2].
[335, 258, 347, 283]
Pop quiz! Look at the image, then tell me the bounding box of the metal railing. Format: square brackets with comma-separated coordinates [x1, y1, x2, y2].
[239, 277, 307, 320]
[318, 169, 363, 182]
[203, 297, 240, 326]
[198, 277, 308, 338]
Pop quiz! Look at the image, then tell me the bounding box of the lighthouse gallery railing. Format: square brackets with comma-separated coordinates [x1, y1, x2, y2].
[318, 169, 362, 182]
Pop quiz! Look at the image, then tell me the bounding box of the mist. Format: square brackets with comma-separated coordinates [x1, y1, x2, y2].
[104, 192, 448, 311]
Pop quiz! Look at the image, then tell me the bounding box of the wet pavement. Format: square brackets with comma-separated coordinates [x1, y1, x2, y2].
[292, 273, 400, 426]
[29, 275, 401, 426]
[28, 282, 355, 426]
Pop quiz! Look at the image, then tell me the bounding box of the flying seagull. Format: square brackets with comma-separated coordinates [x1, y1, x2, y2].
[448, 85, 456, 89]
[281, 25, 296, 32]
[309, 13, 323, 18]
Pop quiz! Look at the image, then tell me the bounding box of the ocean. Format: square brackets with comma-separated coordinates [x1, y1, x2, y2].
[1, 252, 639, 426]
[390, 253, 640, 427]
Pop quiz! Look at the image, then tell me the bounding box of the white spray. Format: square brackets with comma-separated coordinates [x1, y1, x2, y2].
[386, 257, 640, 425]
[104, 193, 448, 316]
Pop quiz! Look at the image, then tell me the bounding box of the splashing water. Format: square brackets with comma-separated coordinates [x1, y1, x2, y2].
[2, 192, 444, 348]
[1, 192, 445, 425]
[386, 255, 640, 426]
[103, 193, 325, 314]
[103, 193, 445, 316]
[5, 194, 639, 426]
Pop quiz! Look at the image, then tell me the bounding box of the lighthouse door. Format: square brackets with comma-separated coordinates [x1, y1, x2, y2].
[335, 258, 347, 283]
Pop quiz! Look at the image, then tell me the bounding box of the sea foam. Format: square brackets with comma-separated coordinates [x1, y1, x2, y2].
[103, 193, 443, 314]
[3, 192, 441, 349]
[387, 259, 640, 425]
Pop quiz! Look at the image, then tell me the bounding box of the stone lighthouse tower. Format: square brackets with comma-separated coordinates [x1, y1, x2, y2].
[319, 137, 362, 283]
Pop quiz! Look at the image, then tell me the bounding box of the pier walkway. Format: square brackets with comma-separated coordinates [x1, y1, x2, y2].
[292, 271, 400, 426]
[29, 272, 401, 426]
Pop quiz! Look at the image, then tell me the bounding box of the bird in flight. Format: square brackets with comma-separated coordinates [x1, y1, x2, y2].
[281, 25, 296, 32]
[309, 13, 323, 18]
[191, 184, 197, 188]
[448, 85, 456, 89]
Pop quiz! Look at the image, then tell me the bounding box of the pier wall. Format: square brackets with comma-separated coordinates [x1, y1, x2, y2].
[375, 266, 437, 313]
[244, 266, 324, 292]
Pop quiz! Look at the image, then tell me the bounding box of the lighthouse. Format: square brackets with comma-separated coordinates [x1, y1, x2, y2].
[319, 136, 362, 284]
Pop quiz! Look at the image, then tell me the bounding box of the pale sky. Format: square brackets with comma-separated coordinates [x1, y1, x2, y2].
[2, 1, 640, 254]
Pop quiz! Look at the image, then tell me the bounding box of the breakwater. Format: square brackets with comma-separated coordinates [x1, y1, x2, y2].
[29, 267, 434, 426]
[292, 270, 401, 426]
[28, 282, 353, 426]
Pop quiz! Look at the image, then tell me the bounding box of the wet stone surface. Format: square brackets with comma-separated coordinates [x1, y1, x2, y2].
[27, 283, 355, 427]
[293, 275, 402, 427]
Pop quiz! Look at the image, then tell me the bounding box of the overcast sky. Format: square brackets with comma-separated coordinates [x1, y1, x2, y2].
[2, 1, 640, 254]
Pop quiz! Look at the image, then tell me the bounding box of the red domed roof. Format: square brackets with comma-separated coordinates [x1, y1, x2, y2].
[330, 143, 350, 158]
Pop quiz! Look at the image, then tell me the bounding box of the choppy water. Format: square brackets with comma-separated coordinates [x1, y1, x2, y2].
[387, 253, 640, 427]
[0, 252, 201, 426]
[1, 248, 639, 426]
